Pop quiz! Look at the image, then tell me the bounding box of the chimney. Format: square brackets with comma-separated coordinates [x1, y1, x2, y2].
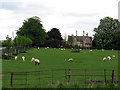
[76, 30, 77, 36]
[83, 31, 85, 36]
[86, 33, 88, 36]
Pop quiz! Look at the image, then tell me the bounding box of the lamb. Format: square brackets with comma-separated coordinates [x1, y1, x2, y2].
[107, 56, 111, 60]
[112, 55, 115, 58]
[31, 57, 35, 62]
[34, 59, 40, 65]
[68, 58, 73, 62]
[89, 50, 92, 52]
[22, 56, 25, 61]
[15, 56, 17, 60]
[103, 57, 106, 61]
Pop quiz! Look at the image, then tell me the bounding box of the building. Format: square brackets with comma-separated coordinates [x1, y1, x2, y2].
[68, 30, 92, 47]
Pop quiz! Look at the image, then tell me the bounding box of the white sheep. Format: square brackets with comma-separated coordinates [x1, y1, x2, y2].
[38, 47, 39, 49]
[103, 57, 106, 61]
[89, 50, 92, 52]
[107, 56, 111, 60]
[112, 49, 114, 51]
[102, 49, 104, 51]
[22, 56, 25, 61]
[4, 53, 8, 56]
[34, 59, 40, 65]
[31, 57, 35, 62]
[68, 58, 73, 62]
[112, 55, 115, 58]
[15, 56, 17, 60]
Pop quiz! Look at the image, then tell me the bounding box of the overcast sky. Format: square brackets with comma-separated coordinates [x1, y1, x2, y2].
[0, 0, 119, 40]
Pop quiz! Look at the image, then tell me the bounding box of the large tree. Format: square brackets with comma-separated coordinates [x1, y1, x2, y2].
[46, 28, 63, 48]
[17, 16, 47, 46]
[93, 17, 120, 49]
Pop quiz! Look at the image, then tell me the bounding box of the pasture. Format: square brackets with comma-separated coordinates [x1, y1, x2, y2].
[2, 48, 118, 88]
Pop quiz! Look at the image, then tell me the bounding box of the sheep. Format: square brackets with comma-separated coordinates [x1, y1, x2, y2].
[80, 49, 82, 50]
[107, 56, 111, 60]
[38, 47, 39, 49]
[15, 56, 17, 60]
[112, 49, 114, 51]
[34, 59, 40, 65]
[103, 57, 106, 61]
[31, 57, 35, 62]
[4, 53, 8, 56]
[112, 55, 115, 58]
[89, 50, 92, 52]
[102, 49, 104, 51]
[22, 56, 25, 61]
[68, 58, 73, 62]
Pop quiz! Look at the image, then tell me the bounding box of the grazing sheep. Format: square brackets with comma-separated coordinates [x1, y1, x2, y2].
[15, 56, 17, 60]
[89, 50, 92, 52]
[107, 56, 111, 60]
[102, 49, 104, 51]
[38, 47, 39, 49]
[103, 57, 106, 61]
[112, 55, 115, 58]
[80, 49, 82, 50]
[4, 53, 8, 56]
[47, 47, 49, 49]
[68, 58, 73, 62]
[112, 49, 114, 51]
[34, 59, 40, 65]
[31, 57, 35, 62]
[61, 48, 65, 50]
[22, 56, 25, 61]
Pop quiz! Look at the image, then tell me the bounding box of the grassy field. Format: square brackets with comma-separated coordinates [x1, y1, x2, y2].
[2, 48, 118, 88]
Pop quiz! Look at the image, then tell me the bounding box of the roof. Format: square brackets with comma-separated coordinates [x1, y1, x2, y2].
[74, 36, 92, 42]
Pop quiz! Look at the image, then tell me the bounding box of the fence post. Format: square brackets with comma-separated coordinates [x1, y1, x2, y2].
[68, 68, 71, 83]
[104, 69, 106, 84]
[65, 69, 67, 80]
[11, 72, 13, 88]
[111, 70, 114, 83]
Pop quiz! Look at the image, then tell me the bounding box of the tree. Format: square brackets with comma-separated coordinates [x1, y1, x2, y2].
[13, 35, 32, 54]
[68, 36, 74, 46]
[2, 35, 13, 55]
[2, 35, 13, 50]
[17, 16, 47, 46]
[46, 28, 63, 48]
[93, 17, 120, 49]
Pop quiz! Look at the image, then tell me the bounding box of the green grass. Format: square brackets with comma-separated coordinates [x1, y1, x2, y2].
[2, 48, 118, 88]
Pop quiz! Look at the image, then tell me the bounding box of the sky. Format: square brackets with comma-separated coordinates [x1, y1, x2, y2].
[0, 0, 119, 40]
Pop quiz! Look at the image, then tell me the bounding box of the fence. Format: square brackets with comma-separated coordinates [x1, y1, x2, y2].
[1, 68, 119, 88]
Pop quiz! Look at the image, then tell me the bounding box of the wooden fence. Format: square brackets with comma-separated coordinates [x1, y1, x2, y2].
[1, 68, 119, 88]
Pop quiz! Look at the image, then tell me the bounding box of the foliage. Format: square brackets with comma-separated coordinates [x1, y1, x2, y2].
[17, 16, 47, 46]
[13, 35, 32, 47]
[93, 17, 120, 49]
[46, 28, 63, 48]
[2, 35, 13, 50]
[68, 36, 74, 46]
